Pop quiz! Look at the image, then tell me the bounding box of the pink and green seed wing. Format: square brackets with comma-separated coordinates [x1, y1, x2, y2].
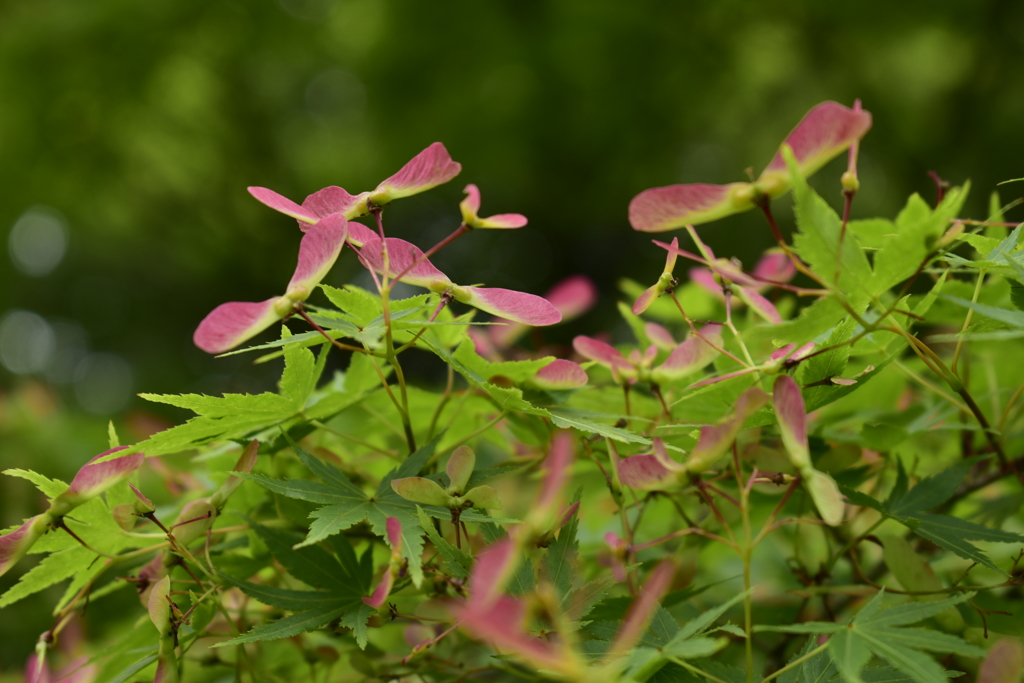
[645, 322, 676, 350]
[370, 142, 462, 205]
[752, 248, 796, 285]
[460, 184, 527, 229]
[572, 335, 630, 372]
[62, 447, 145, 503]
[460, 287, 561, 326]
[618, 455, 676, 491]
[686, 386, 770, 472]
[773, 375, 811, 470]
[467, 537, 518, 607]
[734, 286, 782, 324]
[528, 359, 588, 391]
[607, 560, 675, 660]
[651, 324, 723, 382]
[759, 101, 873, 192]
[0, 518, 41, 577]
[545, 275, 597, 321]
[631, 284, 662, 315]
[248, 187, 319, 225]
[390, 477, 451, 507]
[286, 213, 349, 294]
[357, 237, 451, 289]
[446, 445, 475, 493]
[302, 186, 370, 221]
[193, 299, 284, 355]
[628, 182, 754, 232]
[345, 221, 379, 247]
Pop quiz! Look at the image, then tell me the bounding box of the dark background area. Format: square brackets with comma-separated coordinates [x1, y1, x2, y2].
[1, 0, 1024, 673]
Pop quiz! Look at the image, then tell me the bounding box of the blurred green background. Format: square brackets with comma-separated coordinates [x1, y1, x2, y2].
[1, 0, 1023, 674]
[3, 0, 1023, 414]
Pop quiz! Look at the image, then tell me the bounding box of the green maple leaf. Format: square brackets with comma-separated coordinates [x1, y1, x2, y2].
[544, 494, 580, 602]
[416, 506, 471, 579]
[215, 521, 375, 648]
[758, 591, 983, 683]
[130, 337, 368, 456]
[840, 458, 1024, 574]
[0, 470, 151, 611]
[787, 149, 872, 299]
[586, 588, 750, 680]
[241, 433, 515, 588]
[867, 186, 968, 295]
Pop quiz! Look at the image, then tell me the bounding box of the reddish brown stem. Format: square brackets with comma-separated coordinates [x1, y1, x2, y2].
[392, 224, 469, 284]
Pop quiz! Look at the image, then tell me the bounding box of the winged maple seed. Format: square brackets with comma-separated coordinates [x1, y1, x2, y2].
[773, 375, 845, 526]
[618, 386, 770, 490]
[391, 445, 503, 511]
[687, 246, 797, 324]
[363, 517, 404, 608]
[475, 274, 597, 353]
[628, 101, 872, 231]
[573, 323, 722, 385]
[247, 142, 462, 229]
[193, 213, 348, 354]
[356, 237, 561, 325]
[459, 183, 528, 229]
[1, 446, 145, 578]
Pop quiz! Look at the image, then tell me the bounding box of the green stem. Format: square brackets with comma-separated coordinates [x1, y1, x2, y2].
[668, 657, 732, 683]
[432, 410, 508, 465]
[373, 209, 417, 454]
[823, 517, 883, 574]
[951, 269, 985, 377]
[309, 420, 399, 460]
[760, 643, 829, 683]
[740, 475, 754, 683]
[428, 364, 455, 440]
[669, 292, 749, 368]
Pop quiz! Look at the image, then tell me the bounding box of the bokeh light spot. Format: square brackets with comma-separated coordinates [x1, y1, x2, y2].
[73, 352, 134, 415]
[8, 206, 68, 277]
[0, 310, 56, 375]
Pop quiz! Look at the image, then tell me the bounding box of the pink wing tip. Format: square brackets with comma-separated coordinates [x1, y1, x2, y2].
[464, 288, 561, 326]
[752, 249, 796, 284]
[374, 142, 462, 202]
[618, 454, 675, 490]
[362, 571, 395, 608]
[248, 186, 318, 223]
[67, 446, 145, 495]
[773, 375, 808, 448]
[287, 212, 348, 291]
[545, 275, 598, 320]
[461, 184, 482, 215]
[632, 285, 660, 315]
[530, 359, 588, 390]
[572, 335, 627, 369]
[0, 518, 37, 575]
[469, 538, 517, 606]
[301, 186, 369, 221]
[762, 101, 874, 177]
[644, 322, 676, 349]
[385, 516, 402, 550]
[628, 183, 746, 232]
[193, 299, 283, 355]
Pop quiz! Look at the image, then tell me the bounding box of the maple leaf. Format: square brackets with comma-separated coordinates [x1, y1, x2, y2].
[759, 591, 984, 683]
[215, 521, 375, 648]
[840, 458, 1024, 573]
